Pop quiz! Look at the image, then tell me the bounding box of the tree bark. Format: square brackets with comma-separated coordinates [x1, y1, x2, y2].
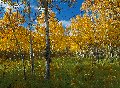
[29, 31, 34, 75]
[44, 0, 51, 79]
[28, 1, 34, 75]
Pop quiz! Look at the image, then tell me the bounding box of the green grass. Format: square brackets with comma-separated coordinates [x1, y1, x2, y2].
[0, 57, 120, 88]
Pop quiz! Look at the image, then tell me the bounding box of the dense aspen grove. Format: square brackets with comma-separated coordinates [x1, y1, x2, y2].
[0, 0, 120, 88]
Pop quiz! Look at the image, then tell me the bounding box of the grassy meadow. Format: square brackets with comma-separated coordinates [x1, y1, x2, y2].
[0, 57, 120, 88]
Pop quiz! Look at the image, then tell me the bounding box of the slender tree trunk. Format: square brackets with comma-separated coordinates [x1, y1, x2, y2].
[22, 54, 26, 80]
[44, 0, 51, 79]
[28, 1, 34, 75]
[29, 31, 34, 75]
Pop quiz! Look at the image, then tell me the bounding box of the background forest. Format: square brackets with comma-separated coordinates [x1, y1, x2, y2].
[0, 0, 120, 88]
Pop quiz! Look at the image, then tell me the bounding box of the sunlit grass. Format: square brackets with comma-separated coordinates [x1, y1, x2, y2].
[0, 57, 120, 88]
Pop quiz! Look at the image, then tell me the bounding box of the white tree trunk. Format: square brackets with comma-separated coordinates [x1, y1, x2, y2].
[44, 0, 51, 79]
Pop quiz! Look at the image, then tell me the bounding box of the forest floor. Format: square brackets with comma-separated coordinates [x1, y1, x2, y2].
[0, 57, 120, 88]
